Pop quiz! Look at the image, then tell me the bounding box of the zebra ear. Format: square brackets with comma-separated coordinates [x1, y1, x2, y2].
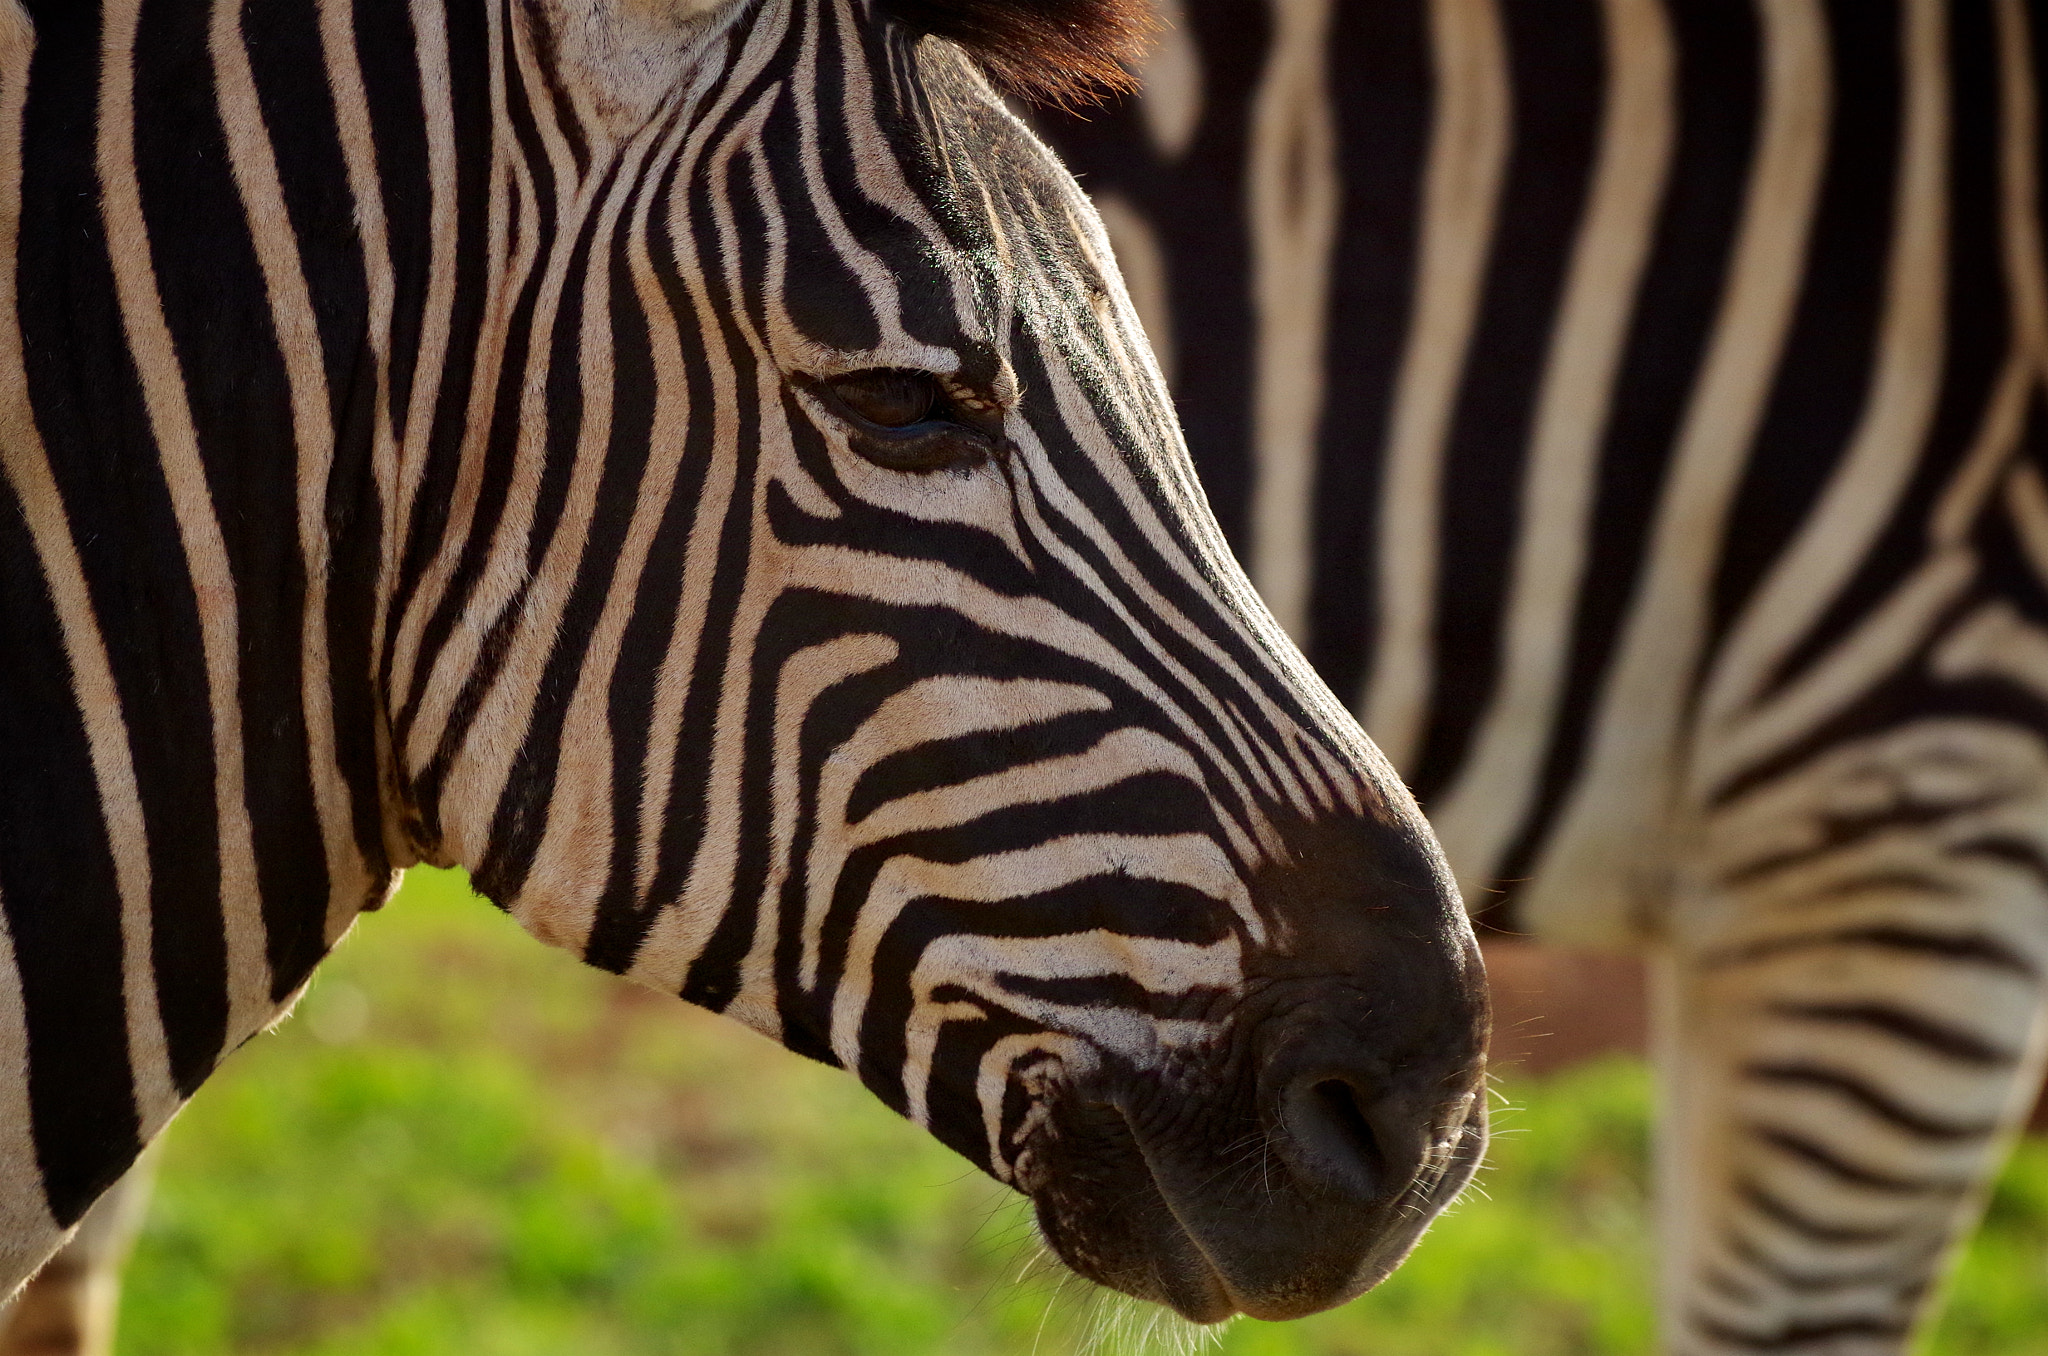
[880, 0, 1157, 109]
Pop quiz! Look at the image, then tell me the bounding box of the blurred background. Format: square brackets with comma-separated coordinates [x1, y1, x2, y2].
[106, 869, 2048, 1356]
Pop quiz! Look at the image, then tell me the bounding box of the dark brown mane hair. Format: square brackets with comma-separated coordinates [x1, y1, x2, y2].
[880, 0, 1154, 108]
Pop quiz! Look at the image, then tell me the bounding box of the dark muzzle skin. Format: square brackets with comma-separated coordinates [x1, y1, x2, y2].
[1018, 818, 1491, 1323]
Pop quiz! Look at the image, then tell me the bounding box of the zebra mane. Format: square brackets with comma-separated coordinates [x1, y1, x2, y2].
[880, 0, 1153, 107]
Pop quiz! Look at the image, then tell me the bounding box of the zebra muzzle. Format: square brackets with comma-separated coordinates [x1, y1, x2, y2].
[1024, 995, 1489, 1323]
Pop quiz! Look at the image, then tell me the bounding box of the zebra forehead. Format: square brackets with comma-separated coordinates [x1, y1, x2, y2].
[878, 0, 1153, 108]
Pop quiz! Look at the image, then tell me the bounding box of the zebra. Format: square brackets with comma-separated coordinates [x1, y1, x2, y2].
[0, 0, 1492, 1335]
[1037, 0, 2048, 1349]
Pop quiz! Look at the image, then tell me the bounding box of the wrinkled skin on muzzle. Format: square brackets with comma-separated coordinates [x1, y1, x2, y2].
[473, 0, 1491, 1324]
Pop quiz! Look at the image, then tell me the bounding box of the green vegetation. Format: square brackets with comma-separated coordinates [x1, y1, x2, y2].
[113, 869, 2048, 1354]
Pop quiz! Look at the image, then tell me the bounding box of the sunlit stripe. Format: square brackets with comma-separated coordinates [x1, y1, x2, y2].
[1245, 0, 1338, 641]
[629, 51, 778, 916]
[518, 103, 700, 953]
[904, 930, 1236, 1125]
[388, 0, 537, 747]
[409, 61, 609, 812]
[1430, 0, 1676, 893]
[630, 85, 793, 1001]
[1014, 374, 1292, 856]
[211, 0, 372, 941]
[98, 0, 271, 1036]
[1695, 0, 1950, 793]
[453, 117, 666, 867]
[1934, 599, 2048, 702]
[0, 0, 176, 1134]
[758, 635, 901, 983]
[787, 0, 936, 360]
[825, 834, 1252, 1069]
[318, 0, 413, 907]
[1362, 0, 1511, 773]
[828, 0, 980, 326]
[1525, 0, 1829, 943]
[386, 0, 462, 614]
[795, 677, 1116, 990]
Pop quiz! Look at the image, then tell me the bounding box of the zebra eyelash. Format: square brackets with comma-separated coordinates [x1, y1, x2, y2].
[800, 368, 1007, 474]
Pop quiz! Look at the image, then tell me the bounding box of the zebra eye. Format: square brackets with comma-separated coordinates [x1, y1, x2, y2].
[826, 370, 938, 428]
[808, 368, 1001, 474]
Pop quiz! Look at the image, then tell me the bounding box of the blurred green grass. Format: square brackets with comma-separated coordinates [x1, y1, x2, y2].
[112, 869, 2048, 1355]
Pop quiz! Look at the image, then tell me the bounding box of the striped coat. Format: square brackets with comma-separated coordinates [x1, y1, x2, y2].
[0, 0, 1487, 1329]
[1040, 0, 2048, 1349]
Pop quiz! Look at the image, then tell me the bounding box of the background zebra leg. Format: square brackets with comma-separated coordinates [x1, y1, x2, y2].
[1653, 719, 2048, 1354]
[0, 1152, 156, 1356]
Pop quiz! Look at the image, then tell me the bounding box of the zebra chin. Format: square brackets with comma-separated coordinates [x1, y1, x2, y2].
[1006, 822, 1492, 1322]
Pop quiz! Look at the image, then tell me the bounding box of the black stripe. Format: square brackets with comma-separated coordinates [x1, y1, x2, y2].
[1302, 0, 1430, 707]
[1767, 997, 2019, 1065]
[1725, 1226, 1939, 1294]
[1690, 1310, 1911, 1351]
[134, 0, 330, 998]
[1743, 1061, 1997, 1140]
[1710, 927, 2040, 982]
[1762, 0, 2009, 699]
[0, 464, 140, 1226]
[1411, 0, 1606, 805]
[1495, 0, 1763, 902]
[352, 0, 430, 442]
[1738, 1176, 1922, 1246]
[1709, 0, 1903, 649]
[1751, 1122, 1968, 1193]
[17, 0, 230, 1093]
[1028, 0, 1272, 552]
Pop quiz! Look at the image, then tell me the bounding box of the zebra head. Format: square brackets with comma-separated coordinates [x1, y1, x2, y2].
[381, 0, 1489, 1323]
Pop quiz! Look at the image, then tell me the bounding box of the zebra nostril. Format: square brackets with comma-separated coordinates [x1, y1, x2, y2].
[1278, 1075, 1392, 1202]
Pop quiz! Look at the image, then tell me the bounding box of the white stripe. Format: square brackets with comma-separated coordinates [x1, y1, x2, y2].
[628, 87, 797, 1004]
[386, 0, 463, 639]
[1138, 0, 1202, 161]
[515, 106, 700, 953]
[1994, 0, 2048, 383]
[211, 0, 373, 943]
[98, 0, 272, 1041]
[1523, 0, 1830, 944]
[1245, 0, 1340, 641]
[408, 9, 617, 806]
[1695, 0, 1951, 792]
[1429, 0, 1676, 893]
[797, 677, 1115, 991]
[1362, 0, 1511, 773]
[826, 835, 1250, 1069]
[628, 52, 779, 921]
[388, 0, 537, 746]
[0, 0, 177, 1140]
[449, 116, 671, 871]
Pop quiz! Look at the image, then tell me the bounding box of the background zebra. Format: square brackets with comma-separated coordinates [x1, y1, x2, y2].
[1038, 0, 2048, 1350]
[0, 0, 1491, 1337]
